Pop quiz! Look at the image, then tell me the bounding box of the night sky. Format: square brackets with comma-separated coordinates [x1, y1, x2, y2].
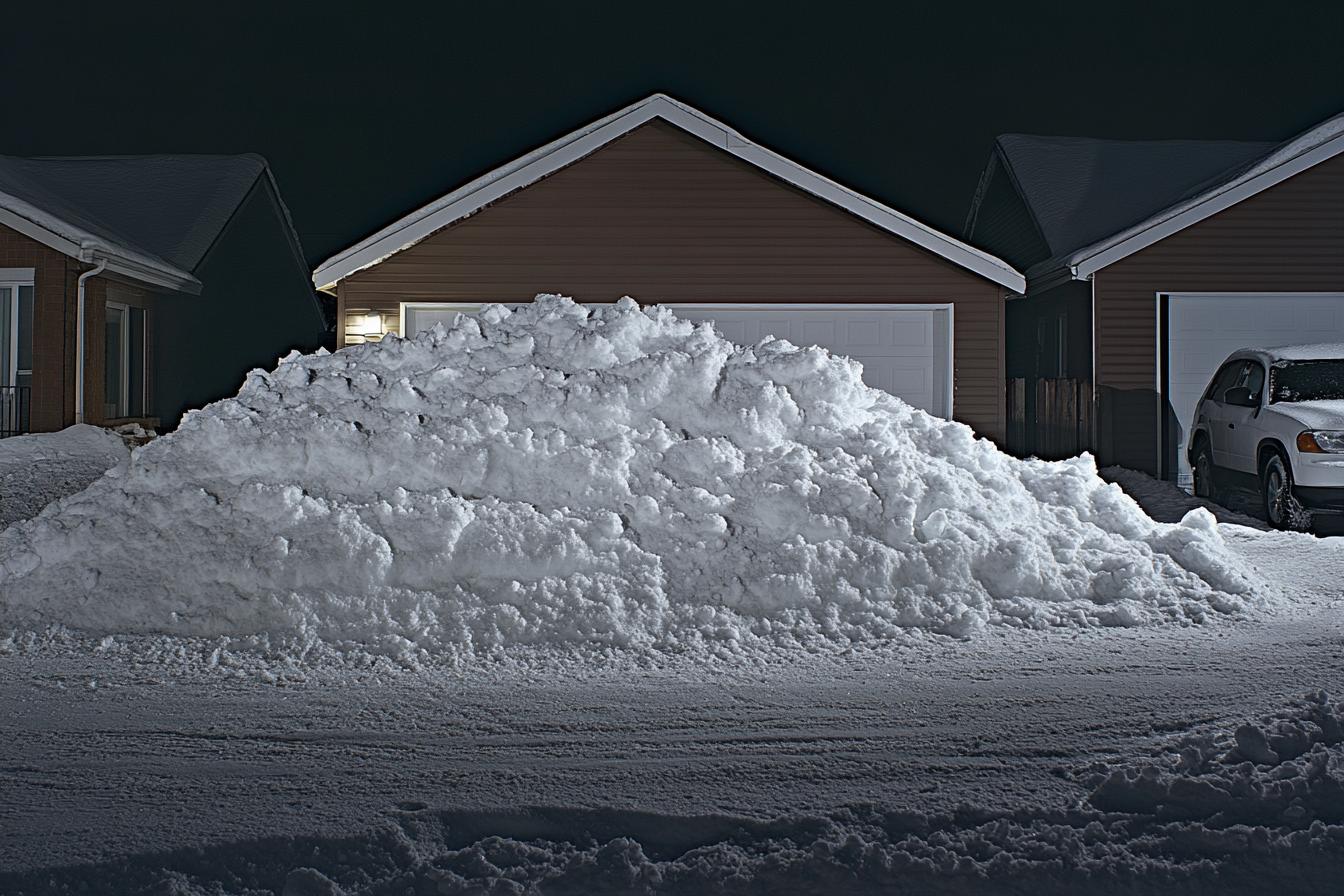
[6, 2, 1342, 270]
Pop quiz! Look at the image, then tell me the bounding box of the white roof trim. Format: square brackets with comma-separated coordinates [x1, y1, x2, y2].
[0, 196, 201, 293]
[1069, 113, 1344, 280]
[314, 94, 1025, 294]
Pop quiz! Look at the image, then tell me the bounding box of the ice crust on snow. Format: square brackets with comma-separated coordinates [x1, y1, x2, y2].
[0, 296, 1264, 659]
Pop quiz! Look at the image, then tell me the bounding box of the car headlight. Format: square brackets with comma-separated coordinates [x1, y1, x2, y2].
[1297, 430, 1344, 453]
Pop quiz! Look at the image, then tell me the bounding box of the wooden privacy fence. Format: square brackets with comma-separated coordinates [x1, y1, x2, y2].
[1006, 378, 1095, 460]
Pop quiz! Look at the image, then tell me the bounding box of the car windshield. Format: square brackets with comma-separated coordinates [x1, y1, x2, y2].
[1269, 359, 1344, 403]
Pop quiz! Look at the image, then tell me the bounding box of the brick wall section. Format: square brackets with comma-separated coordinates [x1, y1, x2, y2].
[0, 222, 72, 431]
[0, 222, 119, 432]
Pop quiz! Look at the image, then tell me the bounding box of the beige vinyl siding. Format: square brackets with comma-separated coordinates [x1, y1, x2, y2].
[342, 120, 1006, 441]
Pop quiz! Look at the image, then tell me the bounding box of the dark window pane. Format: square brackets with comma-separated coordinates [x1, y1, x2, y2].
[129, 308, 145, 417]
[105, 306, 124, 417]
[17, 285, 32, 372]
[1270, 360, 1344, 403]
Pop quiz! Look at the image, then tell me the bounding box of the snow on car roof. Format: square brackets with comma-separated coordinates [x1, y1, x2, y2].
[1228, 342, 1344, 363]
[0, 296, 1267, 664]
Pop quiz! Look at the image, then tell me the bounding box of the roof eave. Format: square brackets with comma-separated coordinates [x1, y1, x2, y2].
[1068, 126, 1344, 281]
[313, 94, 1025, 294]
[0, 202, 202, 293]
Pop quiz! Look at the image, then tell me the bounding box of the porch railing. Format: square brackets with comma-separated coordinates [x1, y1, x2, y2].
[0, 386, 30, 438]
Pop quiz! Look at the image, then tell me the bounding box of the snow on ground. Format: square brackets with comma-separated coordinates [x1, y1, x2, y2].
[2, 296, 1343, 893]
[0, 423, 131, 526]
[0, 296, 1262, 666]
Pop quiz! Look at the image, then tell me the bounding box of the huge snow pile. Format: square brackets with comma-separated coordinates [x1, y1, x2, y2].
[0, 296, 1264, 659]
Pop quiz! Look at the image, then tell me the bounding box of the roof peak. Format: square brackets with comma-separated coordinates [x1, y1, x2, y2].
[314, 94, 1024, 293]
[0, 153, 280, 291]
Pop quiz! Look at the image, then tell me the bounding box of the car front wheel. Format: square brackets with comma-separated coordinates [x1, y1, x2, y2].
[1192, 439, 1221, 503]
[1263, 451, 1312, 531]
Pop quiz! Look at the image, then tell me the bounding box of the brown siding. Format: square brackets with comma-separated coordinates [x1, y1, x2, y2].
[343, 121, 1006, 441]
[1092, 150, 1344, 469]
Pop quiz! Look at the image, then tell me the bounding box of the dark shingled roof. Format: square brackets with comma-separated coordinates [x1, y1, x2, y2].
[996, 134, 1277, 264]
[0, 154, 300, 290]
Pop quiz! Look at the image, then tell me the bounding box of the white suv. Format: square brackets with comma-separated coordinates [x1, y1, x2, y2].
[1187, 343, 1344, 530]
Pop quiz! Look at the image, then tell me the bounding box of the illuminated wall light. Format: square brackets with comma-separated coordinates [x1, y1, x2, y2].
[363, 312, 383, 338]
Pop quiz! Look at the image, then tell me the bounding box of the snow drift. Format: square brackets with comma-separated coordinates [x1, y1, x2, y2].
[0, 424, 130, 526]
[0, 296, 1264, 658]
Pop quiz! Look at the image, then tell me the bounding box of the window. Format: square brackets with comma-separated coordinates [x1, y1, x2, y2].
[104, 302, 146, 419]
[0, 273, 33, 435]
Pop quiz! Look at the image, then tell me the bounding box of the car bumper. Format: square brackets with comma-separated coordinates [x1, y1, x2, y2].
[1292, 454, 1344, 490]
[1294, 485, 1344, 514]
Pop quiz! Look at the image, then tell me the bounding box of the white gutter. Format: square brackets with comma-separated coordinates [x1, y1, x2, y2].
[1066, 116, 1344, 282]
[74, 242, 106, 425]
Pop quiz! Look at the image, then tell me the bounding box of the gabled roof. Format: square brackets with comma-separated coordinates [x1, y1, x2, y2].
[1060, 110, 1344, 281]
[996, 134, 1275, 263]
[0, 154, 299, 293]
[314, 94, 1025, 294]
[966, 109, 1344, 290]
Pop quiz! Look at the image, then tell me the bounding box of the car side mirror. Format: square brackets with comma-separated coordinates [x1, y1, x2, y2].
[1224, 386, 1258, 407]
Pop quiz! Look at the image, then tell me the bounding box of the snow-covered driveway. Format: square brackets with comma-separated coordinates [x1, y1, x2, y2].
[4, 526, 1343, 893]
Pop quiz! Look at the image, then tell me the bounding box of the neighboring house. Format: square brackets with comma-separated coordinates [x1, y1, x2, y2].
[964, 111, 1344, 482]
[0, 154, 328, 436]
[314, 94, 1025, 444]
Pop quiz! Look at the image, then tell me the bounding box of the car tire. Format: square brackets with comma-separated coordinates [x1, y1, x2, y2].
[1262, 450, 1312, 532]
[1191, 439, 1221, 503]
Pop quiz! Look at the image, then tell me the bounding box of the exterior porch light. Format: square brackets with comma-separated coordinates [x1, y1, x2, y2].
[363, 311, 383, 338]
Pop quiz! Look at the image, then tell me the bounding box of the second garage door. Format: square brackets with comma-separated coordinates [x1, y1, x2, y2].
[1165, 292, 1344, 487]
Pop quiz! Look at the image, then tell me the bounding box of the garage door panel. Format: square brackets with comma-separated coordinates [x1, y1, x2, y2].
[844, 319, 882, 346]
[715, 320, 747, 344]
[891, 319, 930, 346]
[802, 319, 837, 345]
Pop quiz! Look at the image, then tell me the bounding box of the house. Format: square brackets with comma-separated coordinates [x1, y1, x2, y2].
[963, 110, 1344, 483]
[314, 94, 1025, 445]
[0, 154, 328, 436]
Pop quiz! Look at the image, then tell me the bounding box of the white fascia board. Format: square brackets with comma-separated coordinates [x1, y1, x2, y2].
[1071, 128, 1344, 280]
[0, 201, 201, 293]
[314, 94, 1026, 294]
[313, 96, 670, 291]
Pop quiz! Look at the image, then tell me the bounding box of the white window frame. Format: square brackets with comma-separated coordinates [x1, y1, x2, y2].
[104, 301, 147, 419]
[0, 268, 34, 389]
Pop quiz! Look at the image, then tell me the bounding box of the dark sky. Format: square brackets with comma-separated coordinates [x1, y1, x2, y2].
[5, 2, 1342, 269]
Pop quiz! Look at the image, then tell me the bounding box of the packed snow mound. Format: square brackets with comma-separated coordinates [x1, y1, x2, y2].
[0, 424, 130, 526]
[0, 296, 1265, 659]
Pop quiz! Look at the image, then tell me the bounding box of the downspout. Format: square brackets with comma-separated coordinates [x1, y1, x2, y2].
[1089, 273, 1097, 457]
[75, 242, 107, 425]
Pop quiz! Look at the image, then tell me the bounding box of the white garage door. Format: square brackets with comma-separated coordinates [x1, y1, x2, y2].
[664, 304, 953, 419]
[402, 302, 955, 420]
[1166, 292, 1344, 487]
